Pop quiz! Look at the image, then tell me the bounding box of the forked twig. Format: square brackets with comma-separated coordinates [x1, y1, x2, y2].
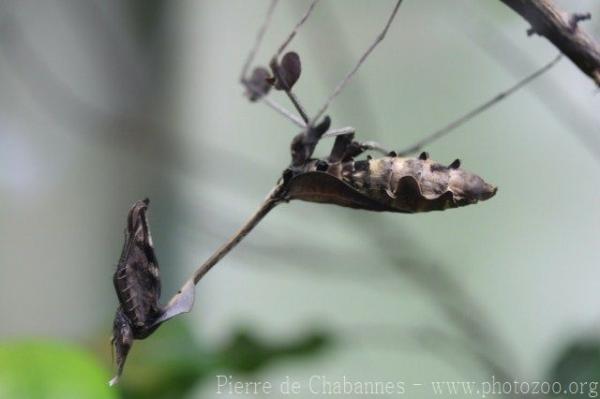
[261, 96, 307, 128]
[310, 0, 404, 126]
[240, 0, 279, 83]
[269, 0, 320, 124]
[240, 0, 314, 128]
[275, 0, 320, 58]
[396, 54, 563, 156]
[277, 79, 311, 124]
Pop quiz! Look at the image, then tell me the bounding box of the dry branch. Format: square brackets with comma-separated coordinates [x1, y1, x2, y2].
[499, 0, 600, 86]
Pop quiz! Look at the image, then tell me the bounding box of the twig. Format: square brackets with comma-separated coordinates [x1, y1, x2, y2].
[281, 85, 311, 124]
[310, 0, 404, 126]
[243, 77, 306, 128]
[240, 0, 279, 83]
[298, 1, 383, 139]
[456, 7, 600, 161]
[397, 54, 562, 156]
[265, 0, 320, 125]
[261, 95, 307, 128]
[274, 0, 319, 58]
[191, 183, 286, 285]
[239, 0, 308, 129]
[499, 0, 600, 87]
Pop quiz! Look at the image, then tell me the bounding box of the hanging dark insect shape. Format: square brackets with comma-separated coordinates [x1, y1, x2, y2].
[109, 199, 194, 386]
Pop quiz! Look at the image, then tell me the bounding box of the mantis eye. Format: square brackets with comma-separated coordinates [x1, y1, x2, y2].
[418, 151, 429, 160]
[315, 160, 329, 171]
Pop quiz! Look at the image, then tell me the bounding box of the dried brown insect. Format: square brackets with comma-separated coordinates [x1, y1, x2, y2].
[110, 199, 194, 386]
[284, 129, 497, 213]
[110, 199, 161, 385]
[286, 156, 497, 213]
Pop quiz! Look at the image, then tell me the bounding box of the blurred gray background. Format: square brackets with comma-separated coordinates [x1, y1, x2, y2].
[1, 0, 599, 398]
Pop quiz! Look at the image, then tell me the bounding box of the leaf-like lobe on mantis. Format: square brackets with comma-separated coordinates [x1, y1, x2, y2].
[271, 51, 302, 90]
[287, 156, 497, 213]
[246, 67, 272, 101]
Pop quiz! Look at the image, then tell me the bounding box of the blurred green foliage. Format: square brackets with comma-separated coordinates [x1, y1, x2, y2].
[118, 319, 330, 399]
[0, 341, 116, 399]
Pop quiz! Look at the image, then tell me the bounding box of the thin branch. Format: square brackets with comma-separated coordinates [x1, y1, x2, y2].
[191, 183, 286, 285]
[261, 95, 307, 128]
[267, 0, 320, 125]
[299, 1, 383, 140]
[242, 75, 307, 128]
[238, 0, 308, 129]
[275, 0, 319, 58]
[310, 0, 404, 126]
[499, 0, 600, 87]
[282, 86, 311, 124]
[456, 6, 600, 161]
[397, 54, 562, 156]
[240, 0, 279, 82]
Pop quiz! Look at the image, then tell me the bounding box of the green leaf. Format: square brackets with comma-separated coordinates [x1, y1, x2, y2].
[0, 341, 117, 399]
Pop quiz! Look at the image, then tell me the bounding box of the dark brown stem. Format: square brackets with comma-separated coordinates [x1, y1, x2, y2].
[284, 91, 310, 124]
[191, 183, 286, 284]
[499, 0, 600, 86]
[243, 78, 307, 127]
[269, 56, 311, 124]
[268, 0, 320, 125]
